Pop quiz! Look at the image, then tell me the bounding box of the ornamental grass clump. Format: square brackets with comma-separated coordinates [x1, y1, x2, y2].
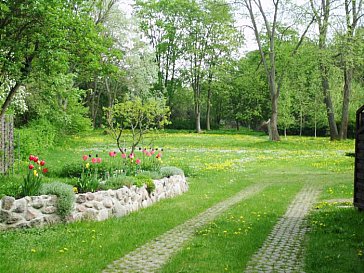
[20, 154, 48, 197]
[39, 182, 75, 220]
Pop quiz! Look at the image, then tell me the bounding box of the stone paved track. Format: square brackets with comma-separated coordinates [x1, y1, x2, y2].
[103, 184, 267, 273]
[244, 186, 320, 273]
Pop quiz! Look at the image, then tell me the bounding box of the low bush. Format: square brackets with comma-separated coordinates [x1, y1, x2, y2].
[135, 174, 155, 194]
[160, 166, 184, 177]
[99, 176, 136, 190]
[39, 182, 75, 220]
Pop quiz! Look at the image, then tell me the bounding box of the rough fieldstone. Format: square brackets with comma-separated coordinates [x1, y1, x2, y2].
[44, 215, 61, 225]
[1, 196, 15, 210]
[76, 194, 87, 204]
[97, 209, 109, 221]
[15, 221, 30, 229]
[29, 218, 43, 227]
[31, 200, 44, 209]
[6, 215, 21, 226]
[86, 192, 95, 201]
[0, 210, 11, 223]
[13, 199, 27, 213]
[85, 202, 94, 208]
[41, 206, 57, 214]
[116, 189, 124, 201]
[93, 201, 104, 210]
[103, 198, 113, 208]
[25, 208, 38, 221]
[83, 209, 98, 220]
[112, 202, 126, 217]
[77, 205, 86, 212]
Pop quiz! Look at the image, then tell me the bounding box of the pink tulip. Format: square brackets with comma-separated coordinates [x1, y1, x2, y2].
[129, 153, 134, 159]
[97, 158, 102, 163]
[82, 155, 88, 161]
[91, 158, 97, 164]
[146, 152, 152, 157]
[121, 153, 127, 159]
[135, 158, 141, 165]
[156, 153, 162, 159]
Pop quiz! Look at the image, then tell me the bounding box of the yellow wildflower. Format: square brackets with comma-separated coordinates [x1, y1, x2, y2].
[85, 163, 90, 169]
[33, 170, 38, 177]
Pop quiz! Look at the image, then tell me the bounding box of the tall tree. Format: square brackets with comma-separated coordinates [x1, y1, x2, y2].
[309, 0, 339, 140]
[0, 0, 115, 119]
[241, 0, 281, 140]
[338, 0, 363, 139]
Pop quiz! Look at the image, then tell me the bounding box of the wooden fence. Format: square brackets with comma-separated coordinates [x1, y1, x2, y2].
[0, 115, 14, 174]
[354, 105, 364, 210]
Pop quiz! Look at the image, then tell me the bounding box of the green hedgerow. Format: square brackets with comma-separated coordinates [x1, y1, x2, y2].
[39, 182, 75, 220]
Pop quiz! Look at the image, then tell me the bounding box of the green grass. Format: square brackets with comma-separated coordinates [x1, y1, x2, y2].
[160, 183, 303, 273]
[305, 202, 364, 273]
[0, 130, 361, 272]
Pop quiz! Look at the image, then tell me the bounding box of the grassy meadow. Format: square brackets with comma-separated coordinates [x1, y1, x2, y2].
[0, 129, 362, 273]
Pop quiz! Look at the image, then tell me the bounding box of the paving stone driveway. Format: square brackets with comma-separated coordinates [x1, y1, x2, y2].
[102, 184, 266, 273]
[244, 186, 320, 273]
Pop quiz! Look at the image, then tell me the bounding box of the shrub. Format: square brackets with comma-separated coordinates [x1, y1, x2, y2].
[139, 170, 162, 180]
[16, 119, 57, 159]
[0, 175, 23, 198]
[39, 182, 75, 220]
[99, 176, 136, 190]
[135, 174, 155, 194]
[160, 166, 184, 177]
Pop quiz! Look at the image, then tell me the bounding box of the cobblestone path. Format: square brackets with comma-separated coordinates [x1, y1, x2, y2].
[244, 186, 320, 273]
[103, 184, 266, 273]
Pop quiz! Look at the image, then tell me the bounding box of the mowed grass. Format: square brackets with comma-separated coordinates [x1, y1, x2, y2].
[0, 130, 360, 272]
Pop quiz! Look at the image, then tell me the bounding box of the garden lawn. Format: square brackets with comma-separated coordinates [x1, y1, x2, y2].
[0, 130, 360, 273]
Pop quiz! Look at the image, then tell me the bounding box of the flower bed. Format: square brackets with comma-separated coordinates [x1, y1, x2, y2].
[0, 174, 188, 230]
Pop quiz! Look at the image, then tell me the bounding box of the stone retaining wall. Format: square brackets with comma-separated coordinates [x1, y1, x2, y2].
[0, 175, 188, 230]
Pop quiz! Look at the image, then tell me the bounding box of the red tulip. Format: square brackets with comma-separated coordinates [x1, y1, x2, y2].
[40, 160, 45, 166]
[29, 164, 34, 170]
[42, 168, 48, 174]
[29, 155, 35, 161]
[82, 155, 88, 161]
[135, 158, 141, 165]
[33, 156, 39, 162]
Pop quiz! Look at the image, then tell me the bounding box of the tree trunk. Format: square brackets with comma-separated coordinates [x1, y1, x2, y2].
[299, 107, 303, 137]
[321, 64, 339, 140]
[195, 103, 202, 133]
[206, 72, 212, 131]
[340, 67, 352, 139]
[270, 99, 280, 141]
[270, 79, 280, 141]
[0, 82, 22, 119]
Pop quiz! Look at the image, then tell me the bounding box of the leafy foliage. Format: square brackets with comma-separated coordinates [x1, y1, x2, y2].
[105, 97, 170, 152]
[39, 182, 75, 220]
